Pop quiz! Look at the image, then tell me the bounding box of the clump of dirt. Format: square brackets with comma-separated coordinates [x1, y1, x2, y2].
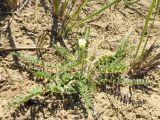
[0, 0, 160, 120]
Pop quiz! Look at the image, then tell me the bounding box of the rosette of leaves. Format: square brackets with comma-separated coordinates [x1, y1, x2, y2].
[9, 27, 96, 112]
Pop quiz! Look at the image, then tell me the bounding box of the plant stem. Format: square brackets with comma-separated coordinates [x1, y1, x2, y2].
[134, 0, 155, 60]
[141, 0, 160, 55]
[67, 0, 120, 32]
[0, 47, 51, 51]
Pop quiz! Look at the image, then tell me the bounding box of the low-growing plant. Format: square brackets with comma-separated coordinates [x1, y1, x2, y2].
[96, 28, 149, 86]
[5, 0, 160, 117]
[9, 28, 96, 112]
[9, 28, 150, 114]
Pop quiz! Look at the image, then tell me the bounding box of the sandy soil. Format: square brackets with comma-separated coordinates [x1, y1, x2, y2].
[0, 0, 160, 120]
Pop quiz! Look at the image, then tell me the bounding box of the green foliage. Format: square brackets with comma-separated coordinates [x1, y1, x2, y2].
[115, 28, 132, 58]
[129, 0, 160, 75]
[67, 0, 120, 31]
[30, 69, 54, 81]
[9, 27, 150, 112]
[96, 28, 149, 85]
[134, 0, 160, 60]
[98, 75, 149, 85]
[96, 29, 132, 74]
[82, 27, 90, 42]
[96, 55, 127, 74]
[9, 87, 43, 107]
[9, 29, 96, 112]
[48, 0, 120, 44]
[76, 77, 94, 111]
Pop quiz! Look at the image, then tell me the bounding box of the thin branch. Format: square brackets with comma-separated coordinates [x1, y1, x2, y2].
[0, 47, 51, 51]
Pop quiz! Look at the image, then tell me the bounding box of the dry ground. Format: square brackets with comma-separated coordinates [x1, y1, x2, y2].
[0, 0, 160, 120]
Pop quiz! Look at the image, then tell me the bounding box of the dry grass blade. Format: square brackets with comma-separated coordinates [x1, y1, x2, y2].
[5, 0, 18, 11]
[36, 32, 48, 48]
[128, 43, 160, 77]
[0, 0, 29, 13]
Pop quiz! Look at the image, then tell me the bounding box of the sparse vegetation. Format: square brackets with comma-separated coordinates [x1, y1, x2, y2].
[129, 0, 160, 77]
[48, 0, 120, 46]
[9, 28, 96, 112]
[8, 28, 149, 113]
[0, 0, 160, 119]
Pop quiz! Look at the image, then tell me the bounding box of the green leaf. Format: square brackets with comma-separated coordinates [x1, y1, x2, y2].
[67, 0, 120, 32]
